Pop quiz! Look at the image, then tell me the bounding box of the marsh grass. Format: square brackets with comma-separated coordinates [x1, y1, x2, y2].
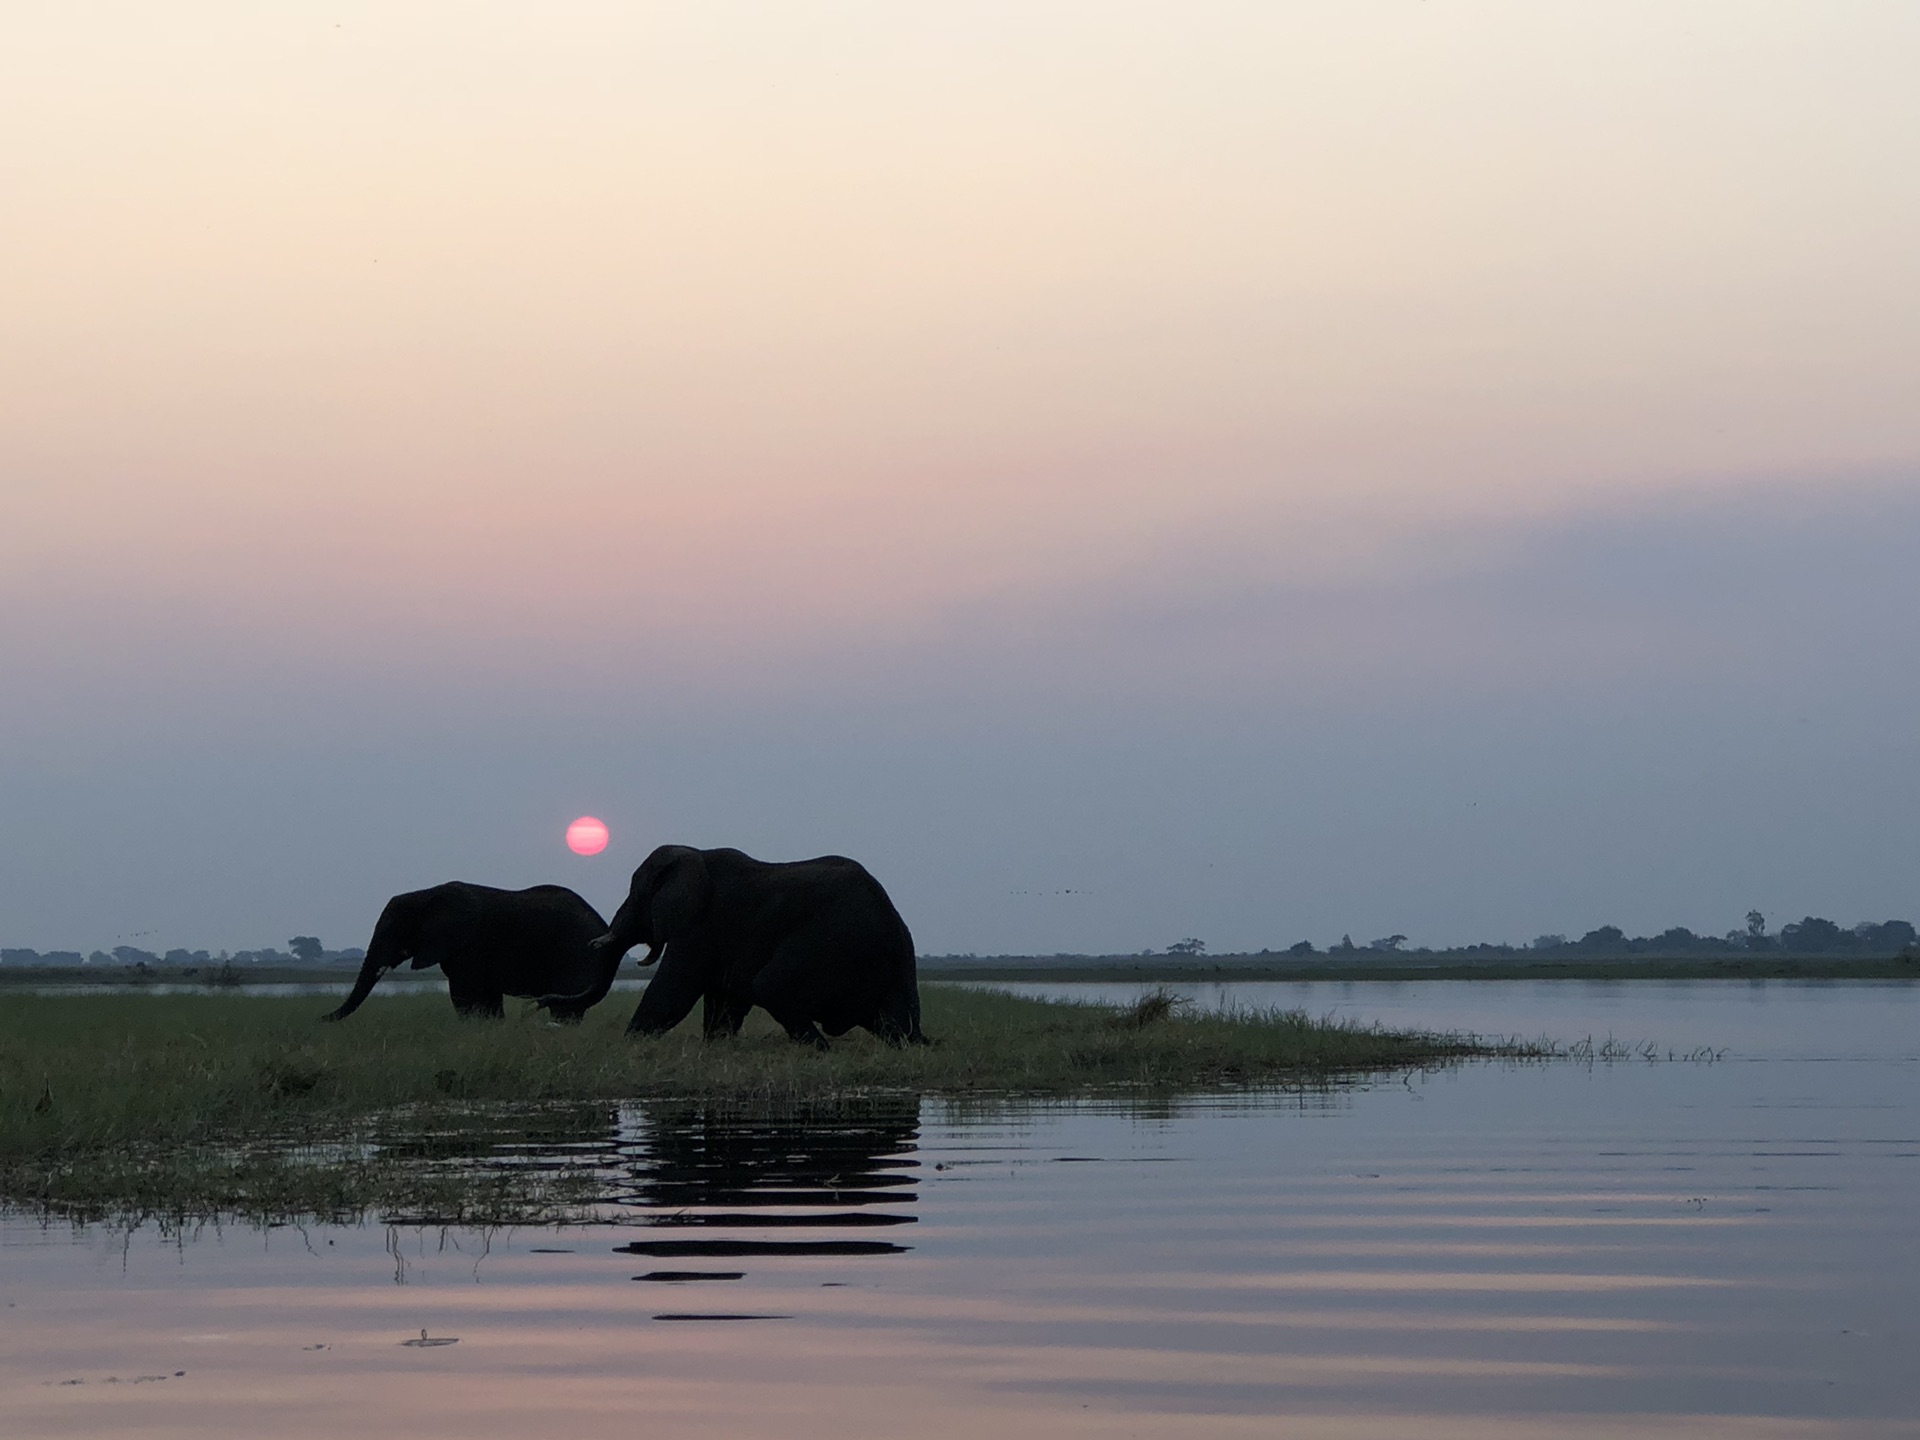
[0, 985, 1528, 1224]
[1104, 985, 1188, 1029]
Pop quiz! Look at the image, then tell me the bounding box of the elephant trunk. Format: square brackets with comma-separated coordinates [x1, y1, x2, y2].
[536, 935, 650, 1015]
[322, 950, 394, 1022]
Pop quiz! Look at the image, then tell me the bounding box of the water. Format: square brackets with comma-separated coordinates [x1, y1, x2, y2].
[973, 977, 1920, 1060]
[4, 981, 1916, 1438]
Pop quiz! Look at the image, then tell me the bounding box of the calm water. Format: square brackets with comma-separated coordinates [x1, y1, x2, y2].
[4, 981, 1916, 1438]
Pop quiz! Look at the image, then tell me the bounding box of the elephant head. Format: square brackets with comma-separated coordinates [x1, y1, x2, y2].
[537, 846, 710, 1014]
[322, 884, 476, 1021]
[600, 845, 712, 959]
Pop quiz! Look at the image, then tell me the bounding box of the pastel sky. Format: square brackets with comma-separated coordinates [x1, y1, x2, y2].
[4, 2, 1918, 954]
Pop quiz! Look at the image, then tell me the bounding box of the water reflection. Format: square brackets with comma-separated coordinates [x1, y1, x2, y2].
[611, 1104, 918, 1265]
[364, 1098, 920, 1230]
[5, 988, 1920, 1439]
[365, 1100, 923, 1286]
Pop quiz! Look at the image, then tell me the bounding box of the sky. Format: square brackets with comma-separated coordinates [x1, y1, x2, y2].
[3, 2, 1918, 955]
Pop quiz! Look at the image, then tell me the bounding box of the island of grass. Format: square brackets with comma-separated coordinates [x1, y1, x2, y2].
[0, 985, 1537, 1225]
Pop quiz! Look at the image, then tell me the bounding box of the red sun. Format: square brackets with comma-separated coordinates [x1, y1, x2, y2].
[565, 816, 609, 856]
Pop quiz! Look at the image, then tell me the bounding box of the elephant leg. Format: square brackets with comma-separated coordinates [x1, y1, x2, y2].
[750, 943, 833, 1050]
[701, 991, 749, 1039]
[777, 1015, 830, 1050]
[448, 979, 504, 1019]
[866, 993, 916, 1048]
[626, 952, 704, 1036]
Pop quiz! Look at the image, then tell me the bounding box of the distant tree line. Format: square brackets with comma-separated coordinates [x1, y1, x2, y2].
[1104, 914, 1916, 961]
[1244, 912, 1918, 960]
[14, 913, 1920, 968]
[0, 940, 364, 967]
[925, 913, 1920, 966]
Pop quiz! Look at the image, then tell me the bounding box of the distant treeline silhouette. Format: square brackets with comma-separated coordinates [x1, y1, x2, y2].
[1256, 914, 1919, 960]
[0, 942, 365, 967]
[9, 913, 1919, 968]
[1510, 915, 1916, 958]
[925, 912, 1920, 965]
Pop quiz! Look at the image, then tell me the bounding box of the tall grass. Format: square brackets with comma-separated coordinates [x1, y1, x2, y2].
[0, 985, 1523, 1222]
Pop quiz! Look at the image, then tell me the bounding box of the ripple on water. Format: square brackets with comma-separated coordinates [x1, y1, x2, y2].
[4, 983, 1919, 1438]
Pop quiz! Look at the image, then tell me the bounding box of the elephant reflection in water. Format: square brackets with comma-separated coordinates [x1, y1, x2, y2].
[615, 1099, 923, 1217]
[359, 1098, 923, 1246]
[597, 1100, 926, 1265]
[614, 1105, 921, 1259]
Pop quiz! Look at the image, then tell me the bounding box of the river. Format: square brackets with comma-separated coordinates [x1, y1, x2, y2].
[3, 980, 1914, 1437]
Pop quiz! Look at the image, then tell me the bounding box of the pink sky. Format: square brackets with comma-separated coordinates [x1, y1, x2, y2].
[7, 3, 1916, 669]
[2, 3, 1918, 952]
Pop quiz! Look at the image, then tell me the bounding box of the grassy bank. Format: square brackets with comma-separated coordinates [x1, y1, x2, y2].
[0, 985, 1522, 1223]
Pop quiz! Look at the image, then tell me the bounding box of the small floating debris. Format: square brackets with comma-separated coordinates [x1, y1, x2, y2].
[527, 1248, 574, 1254]
[401, 1329, 459, 1348]
[635, 1271, 745, 1283]
[49, 1373, 183, 1387]
[301, 1344, 328, 1352]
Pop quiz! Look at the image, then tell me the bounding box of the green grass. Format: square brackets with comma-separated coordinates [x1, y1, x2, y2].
[0, 984, 1526, 1225]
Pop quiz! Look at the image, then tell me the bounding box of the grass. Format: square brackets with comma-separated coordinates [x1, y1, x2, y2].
[0, 984, 1529, 1225]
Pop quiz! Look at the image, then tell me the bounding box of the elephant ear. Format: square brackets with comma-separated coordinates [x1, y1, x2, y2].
[649, 851, 712, 942]
[411, 883, 482, 969]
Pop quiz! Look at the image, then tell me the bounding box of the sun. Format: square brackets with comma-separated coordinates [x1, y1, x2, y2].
[565, 816, 609, 856]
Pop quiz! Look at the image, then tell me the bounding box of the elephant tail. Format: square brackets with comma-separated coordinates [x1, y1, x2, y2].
[905, 952, 928, 1045]
[877, 983, 929, 1048]
[907, 995, 930, 1046]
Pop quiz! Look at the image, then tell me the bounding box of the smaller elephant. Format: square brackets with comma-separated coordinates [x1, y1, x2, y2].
[539, 845, 925, 1047]
[323, 882, 609, 1022]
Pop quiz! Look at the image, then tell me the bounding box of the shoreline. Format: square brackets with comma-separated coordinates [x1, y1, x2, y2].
[3, 955, 1916, 994]
[929, 956, 1920, 983]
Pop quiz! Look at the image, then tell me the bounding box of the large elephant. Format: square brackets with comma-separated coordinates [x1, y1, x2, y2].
[539, 845, 925, 1047]
[323, 882, 609, 1022]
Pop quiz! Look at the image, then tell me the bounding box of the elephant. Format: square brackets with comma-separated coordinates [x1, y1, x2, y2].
[538, 845, 926, 1048]
[323, 882, 609, 1022]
